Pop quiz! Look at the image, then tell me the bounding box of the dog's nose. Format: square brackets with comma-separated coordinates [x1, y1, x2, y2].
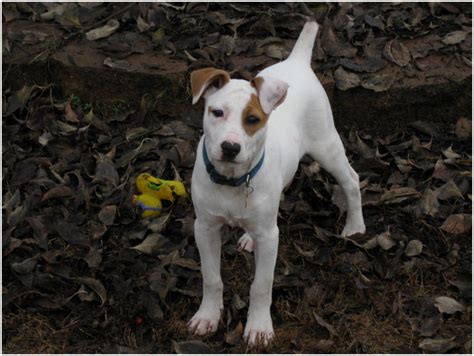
[221, 141, 241, 159]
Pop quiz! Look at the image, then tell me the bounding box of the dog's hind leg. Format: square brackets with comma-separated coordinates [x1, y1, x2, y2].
[237, 232, 254, 252]
[307, 135, 366, 236]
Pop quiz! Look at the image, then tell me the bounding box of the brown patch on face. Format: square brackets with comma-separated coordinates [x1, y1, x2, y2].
[190, 67, 230, 104]
[242, 94, 269, 136]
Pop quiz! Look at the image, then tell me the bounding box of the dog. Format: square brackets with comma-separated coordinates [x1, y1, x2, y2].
[187, 20, 366, 346]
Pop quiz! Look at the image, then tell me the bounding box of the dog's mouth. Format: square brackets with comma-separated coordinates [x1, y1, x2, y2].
[216, 157, 239, 164]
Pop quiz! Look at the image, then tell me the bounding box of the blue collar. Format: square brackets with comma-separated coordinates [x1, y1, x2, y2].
[202, 139, 265, 187]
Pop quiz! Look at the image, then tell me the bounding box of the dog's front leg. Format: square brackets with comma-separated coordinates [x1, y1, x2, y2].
[188, 218, 223, 335]
[244, 224, 279, 346]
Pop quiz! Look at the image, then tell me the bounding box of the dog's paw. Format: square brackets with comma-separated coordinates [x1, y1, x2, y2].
[244, 309, 274, 346]
[187, 309, 220, 336]
[341, 221, 366, 237]
[237, 233, 254, 253]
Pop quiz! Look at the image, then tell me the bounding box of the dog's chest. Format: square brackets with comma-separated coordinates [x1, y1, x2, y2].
[196, 180, 264, 226]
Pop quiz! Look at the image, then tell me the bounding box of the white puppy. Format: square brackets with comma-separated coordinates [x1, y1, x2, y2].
[188, 21, 365, 345]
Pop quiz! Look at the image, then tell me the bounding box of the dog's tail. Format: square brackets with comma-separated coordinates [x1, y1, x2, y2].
[287, 20, 319, 64]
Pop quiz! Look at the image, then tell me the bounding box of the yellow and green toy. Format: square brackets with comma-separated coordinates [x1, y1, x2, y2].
[132, 173, 187, 218]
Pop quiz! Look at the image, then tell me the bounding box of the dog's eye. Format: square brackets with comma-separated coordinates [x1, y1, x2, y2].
[245, 115, 260, 125]
[211, 109, 224, 117]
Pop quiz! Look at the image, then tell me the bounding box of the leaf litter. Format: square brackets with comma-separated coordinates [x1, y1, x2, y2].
[2, 2, 472, 354]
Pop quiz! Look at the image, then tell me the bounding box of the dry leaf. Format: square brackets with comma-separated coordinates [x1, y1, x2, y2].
[225, 321, 243, 345]
[173, 340, 213, 354]
[411, 315, 443, 337]
[148, 212, 171, 233]
[130, 233, 161, 254]
[383, 39, 411, 67]
[419, 337, 457, 353]
[64, 101, 80, 122]
[103, 57, 129, 71]
[98, 205, 116, 226]
[86, 19, 119, 41]
[440, 214, 472, 234]
[361, 72, 396, 92]
[376, 231, 396, 250]
[434, 296, 465, 314]
[41, 185, 74, 202]
[442, 31, 467, 45]
[455, 117, 471, 138]
[415, 188, 439, 217]
[443, 146, 461, 159]
[436, 180, 464, 200]
[76, 277, 107, 306]
[380, 187, 421, 204]
[405, 239, 423, 257]
[334, 67, 360, 90]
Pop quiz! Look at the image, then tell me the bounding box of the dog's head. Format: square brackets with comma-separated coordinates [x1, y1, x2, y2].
[191, 67, 288, 174]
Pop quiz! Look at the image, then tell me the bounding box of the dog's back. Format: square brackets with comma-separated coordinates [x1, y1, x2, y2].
[260, 21, 336, 160]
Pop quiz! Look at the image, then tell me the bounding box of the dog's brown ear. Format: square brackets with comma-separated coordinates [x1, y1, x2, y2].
[190, 68, 230, 104]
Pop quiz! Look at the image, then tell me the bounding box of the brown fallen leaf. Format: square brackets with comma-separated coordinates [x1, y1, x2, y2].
[225, 321, 243, 345]
[334, 66, 360, 91]
[376, 231, 396, 250]
[83, 247, 102, 268]
[380, 187, 421, 204]
[314, 339, 334, 352]
[363, 236, 378, 250]
[436, 179, 464, 200]
[76, 277, 107, 306]
[171, 258, 200, 270]
[5, 85, 36, 115]
[441, 30, 467, 45]
[443, 146, 462, 160]
[411, 314, 443, 337]
[455, 117, 471, 138]
[405, 239, 423, 257]
[440, 214, 472, 234]
[148, 212, 171, 233]
[432, 159, 456, 181]
[143, 294, 164, 321]
[172, 340, 214, 354]
[86, 19, 119, 41]
[11, 255, 39, 274]
[94, 153, 119, 186]
[322, 19, 357, 58]
[361, 72, 396, 92]
[41, 185, 74, 202]
[410, 120, 440, 137]
[131, 233, 162, 254]
[98, 205, 116, 226]
[53, 220, 89, 246]
[383, 39, 411, 67]
[64, 101, 80, 122]
[419, 337, 457, 353]
[104, 57, 130, 71]
[415, 188, 439, 217]
[434, 296, 465, 314]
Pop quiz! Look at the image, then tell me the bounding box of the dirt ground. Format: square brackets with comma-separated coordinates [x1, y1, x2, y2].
[2, 2, 472, 354]
[2, 82, 472, 353]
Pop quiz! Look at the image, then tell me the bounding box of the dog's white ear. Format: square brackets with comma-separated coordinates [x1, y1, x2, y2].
[190, 68, 230, 104]
[251, 76, 289, 114]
